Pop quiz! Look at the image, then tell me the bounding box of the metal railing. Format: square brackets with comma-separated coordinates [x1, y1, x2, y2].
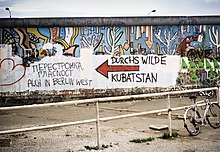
[0, 87, 219, 149]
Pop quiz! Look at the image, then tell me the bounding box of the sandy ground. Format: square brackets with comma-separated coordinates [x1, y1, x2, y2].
[0, 96, 220, 152]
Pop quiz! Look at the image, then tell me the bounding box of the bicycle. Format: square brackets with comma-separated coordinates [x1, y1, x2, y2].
[183, 91, 220, 136]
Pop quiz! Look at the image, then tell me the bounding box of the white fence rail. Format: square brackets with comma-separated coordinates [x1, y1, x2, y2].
[0, 87, 219, 149]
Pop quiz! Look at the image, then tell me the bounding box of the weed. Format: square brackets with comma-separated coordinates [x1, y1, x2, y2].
[129, 137, 155, 143]
[84, 143, 113, 150]
[172, 131, 179, 137]
[65, 131, 71, 137]
[160, 131, 179, 139]
[183, 149, 196, 152]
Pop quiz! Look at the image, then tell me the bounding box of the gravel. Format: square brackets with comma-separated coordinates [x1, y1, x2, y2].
[0, 97, 220, 152]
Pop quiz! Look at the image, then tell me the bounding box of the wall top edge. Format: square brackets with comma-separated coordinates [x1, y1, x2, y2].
[1, 15, 220, 18]
[1, 16, 220, 27]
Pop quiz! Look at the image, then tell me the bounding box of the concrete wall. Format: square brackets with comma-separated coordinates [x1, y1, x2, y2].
[0, 16, 220, 98]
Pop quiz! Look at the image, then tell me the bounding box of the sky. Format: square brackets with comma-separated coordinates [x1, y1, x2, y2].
[0, 0, 220, 18]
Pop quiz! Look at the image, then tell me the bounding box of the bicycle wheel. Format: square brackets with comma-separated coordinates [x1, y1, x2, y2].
[207, 103, 220, 129]
[184, 107, 201, 136]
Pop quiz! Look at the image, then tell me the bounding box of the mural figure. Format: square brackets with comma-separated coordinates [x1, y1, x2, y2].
[155, 27, 178, 55]
[104, 27, 123, 56]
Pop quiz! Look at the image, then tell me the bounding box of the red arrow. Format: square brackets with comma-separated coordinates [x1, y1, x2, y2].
[96, 60, 139, 78]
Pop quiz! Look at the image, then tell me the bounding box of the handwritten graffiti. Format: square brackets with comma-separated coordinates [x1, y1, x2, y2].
[28, 61, 92, 88]
[96, 55, 169, 85]
[111, 72, 158, 83]
[32, 62, 83, 77]
[0, 58, 26, 86]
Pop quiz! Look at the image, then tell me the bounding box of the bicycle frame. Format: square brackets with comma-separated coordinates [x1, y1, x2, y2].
[184, 90, 220, 136]
[187, 98, 211, 126]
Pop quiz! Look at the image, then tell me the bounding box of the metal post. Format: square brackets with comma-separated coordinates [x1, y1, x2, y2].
[5, 7, 11, 18]
[96, 101, 101, 149]
[217, 87, 220, 104]
[167, 94, 172, 137]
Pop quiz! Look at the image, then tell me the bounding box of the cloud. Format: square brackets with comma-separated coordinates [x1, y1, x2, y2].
[0, 0, 22, 7]
[200, 0, 220, 3]
[0, 1, 14, 7]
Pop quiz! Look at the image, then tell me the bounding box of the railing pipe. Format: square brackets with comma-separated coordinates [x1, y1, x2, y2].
[0, 119, 97, 135]
[167, 94, 172, 137]
[96, 101, 101, 149]
[0, 87, 217, 111]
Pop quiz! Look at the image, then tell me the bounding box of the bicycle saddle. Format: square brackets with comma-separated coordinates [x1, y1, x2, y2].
[189, 96, 197, 100]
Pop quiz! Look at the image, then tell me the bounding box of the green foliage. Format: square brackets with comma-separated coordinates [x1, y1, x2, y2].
[160, 131, 179, 139]
[84, 144, 112, 150]
[129, 137, 155, 143]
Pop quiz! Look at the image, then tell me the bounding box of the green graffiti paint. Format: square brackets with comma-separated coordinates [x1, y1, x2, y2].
[189, 59, 196, 70]
[198, 58, 204, 70]
[206, 59, 212, 70]
[213, 59, 220, 69]
[182, 58, 188, 69]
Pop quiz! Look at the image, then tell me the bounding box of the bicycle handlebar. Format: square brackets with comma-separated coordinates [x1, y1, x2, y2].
[196, 100, 205, 104]
[199, 91, 214, 99]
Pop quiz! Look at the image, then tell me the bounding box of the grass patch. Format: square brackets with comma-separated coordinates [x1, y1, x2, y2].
[160, 131, 179, 139]
[84, 144, 113, 150]
[183, 149, 196, 152]
[129, 137, 155, 143]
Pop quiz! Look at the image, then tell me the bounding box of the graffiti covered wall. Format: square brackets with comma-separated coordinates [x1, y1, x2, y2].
[0, 21, 220, 92]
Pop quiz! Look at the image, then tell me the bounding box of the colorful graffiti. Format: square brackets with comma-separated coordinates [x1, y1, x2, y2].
[177, 57, 220, 85]
[3, 25, 219, 57]
[1, 24, 220, 88]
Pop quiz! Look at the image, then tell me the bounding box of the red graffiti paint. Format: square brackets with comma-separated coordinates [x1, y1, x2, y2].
[96, 60, 139, 78]
[0, 58, 26, 86]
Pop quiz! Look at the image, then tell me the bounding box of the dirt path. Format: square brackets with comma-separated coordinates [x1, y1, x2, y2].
[0, 96, 220, 151]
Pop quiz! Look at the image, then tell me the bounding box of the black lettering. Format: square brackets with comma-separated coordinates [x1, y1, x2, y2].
[27, 79, 41, 87]
[75, 79, 92, 86]
[112, 74, 118, 82]
[154, 56, 160, 64]
[111, 56, 139, 64]
[45, 79, 50, 87]
[111, 57, 117, 64]
[141, 56, 149, 64]
[152, 73, 158, 82]
[161, 56, 167, 65]
[136, 73, 142, 82]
